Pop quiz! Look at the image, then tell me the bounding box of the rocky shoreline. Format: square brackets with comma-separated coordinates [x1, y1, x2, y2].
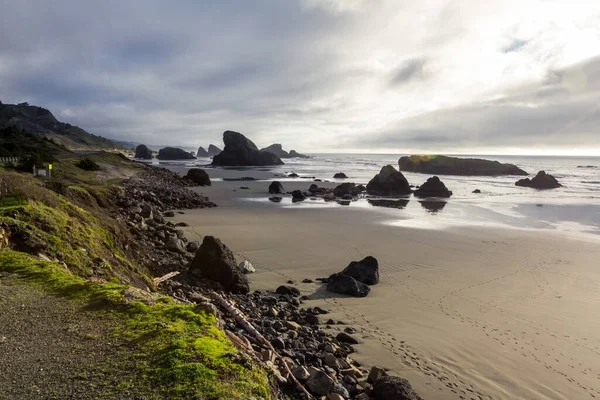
[115, 164, 423, 400]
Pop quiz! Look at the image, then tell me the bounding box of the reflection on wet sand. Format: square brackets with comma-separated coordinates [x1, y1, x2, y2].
[419, 200, 447, 213]
[368, 199, 410, 209]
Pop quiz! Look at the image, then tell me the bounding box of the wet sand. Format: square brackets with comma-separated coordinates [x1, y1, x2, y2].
[173, 166, 600, 400]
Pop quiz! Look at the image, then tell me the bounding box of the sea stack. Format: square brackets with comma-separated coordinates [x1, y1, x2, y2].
[212, 131, 284, 166]
[398, 155, 528, 176]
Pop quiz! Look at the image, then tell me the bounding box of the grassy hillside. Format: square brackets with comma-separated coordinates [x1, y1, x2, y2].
[0, 154, 273, 399]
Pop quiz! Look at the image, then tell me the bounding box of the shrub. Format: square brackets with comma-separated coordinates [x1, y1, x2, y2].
[76, 158, 101, 171]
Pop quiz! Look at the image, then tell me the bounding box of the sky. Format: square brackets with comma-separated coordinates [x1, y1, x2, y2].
[1, 0, 599, 155]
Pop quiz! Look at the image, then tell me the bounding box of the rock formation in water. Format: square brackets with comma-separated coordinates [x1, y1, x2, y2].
[196, 147, 209, 157]
[515, 170, 562, 189]
[366, 165, 412, 196]
[212, 131, 284, 166]
[413, 176, 453, 198]
[156, 147, 196, 160]
[134, 144, 153, 159]
[398, 155, 528, 176]
[207, 144, 221, 157]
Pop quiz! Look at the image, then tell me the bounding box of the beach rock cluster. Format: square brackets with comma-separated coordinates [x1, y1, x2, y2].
[114, 166, 216, 276]
[212, 131, 284, 166]
[160, 274, 421, 400]
[515, 170, 562, 189]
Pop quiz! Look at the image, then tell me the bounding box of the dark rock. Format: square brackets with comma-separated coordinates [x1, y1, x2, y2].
[289, 150, 309, 158]
[308, 184, 319, 193]
[333, 183, 365, 197]
[163, 210, 175, 217]
[327, 273, 370, 297]
[165, 237, 186, 253]
[334, 172, 348, 179]
[239, 186, 249, 189]
[366, 165, 412, 196]
[413, 176, 452, 198]
[276, 285, 301, 297]
[367, 366, 387, 384]
[472, 189, 481, 193]
[269, 197, 282, 203]
[336, 332, 359, 344]
[373, 376, 423, 400]
[342, 194, 353, 200]
[306, 369, 335, 396]
[134, 144, 153, 159]
[260, 144, 289, 158]
[207, 144, 222, 157]
[292, 190, 306, 201]
[306, 314, 319, 325]
[186, 241, 200, 253]
[368, 199, 409, 209]
[196, 147, 209, 157]
[269, 181, 284, 194]
[399, 155, 527, 176]
[272, 337, 286, 350]
[184, 168, 211, 186]
[333, 383, 350, 399]
[515, 170, 562, 189]
[175, 222, 189, 227]
[156, 147, 196, 160]
[288, 172, 299, 178]
[188, 236, 249, 294]
[339, 256, 379, 285]
[302, 278, 314, 283]
[212, 131, 284, 166]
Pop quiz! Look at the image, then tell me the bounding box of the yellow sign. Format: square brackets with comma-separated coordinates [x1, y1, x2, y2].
[48, 164, 53, 170]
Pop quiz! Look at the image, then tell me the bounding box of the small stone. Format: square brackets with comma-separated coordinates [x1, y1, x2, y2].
[268, 307, 279, 318]
[186, 241, 200, 253]
[306, 314, 319, 325]
[272, 337, 286, 350]
[324, 353, 340, 369]
[292, 365, 310, 381]
[306, 369, 335, 396]
[261, 349, 274, 362]
[272, 321, 284, 331]
[344, 327, 356, 334]
[332, 383, 350, 399]
[324, 343, 339, 354]
[336, 332, 359, 344]
[367, 366, 387, 384]
[355, 393, 370, 400]
[302, 278, 313, 283]
[276, 285, 301, 296]
[326, 394, 344, 400]
[285, 321, 302, 331]
[239, 260, 256, 274]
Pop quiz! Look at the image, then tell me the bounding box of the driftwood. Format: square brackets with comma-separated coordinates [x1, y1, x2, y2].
[208, 291, 314, 400]
[153, 271, 180, 287]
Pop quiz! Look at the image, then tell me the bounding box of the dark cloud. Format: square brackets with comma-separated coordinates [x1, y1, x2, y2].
[503, 39, 528, 53]
[390, 58, 426, 85]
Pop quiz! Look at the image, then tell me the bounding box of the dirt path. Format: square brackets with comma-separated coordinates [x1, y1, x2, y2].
[0, 272, 153, 400]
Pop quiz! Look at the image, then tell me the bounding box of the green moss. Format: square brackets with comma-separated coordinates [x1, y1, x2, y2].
[0, 251, 273, 399]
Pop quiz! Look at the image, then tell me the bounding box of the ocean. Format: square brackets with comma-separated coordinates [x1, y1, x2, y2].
[156, 154, 600, 237]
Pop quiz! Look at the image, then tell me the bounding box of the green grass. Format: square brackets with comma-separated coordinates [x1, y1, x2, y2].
[0, 251, 273, 399]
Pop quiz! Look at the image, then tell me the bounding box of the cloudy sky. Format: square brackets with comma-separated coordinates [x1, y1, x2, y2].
[1, 0, 599, 154]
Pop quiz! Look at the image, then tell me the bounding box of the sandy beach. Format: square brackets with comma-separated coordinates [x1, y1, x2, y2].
[173, 166, 600, 400]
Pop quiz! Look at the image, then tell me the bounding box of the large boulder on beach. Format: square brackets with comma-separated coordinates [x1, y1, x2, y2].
[157, 147, 197, 160]
[339, 256, 379, 285]
[366, 165, 412, 196]
[413, 176, 452, 198]
[212, 131, 284, 166]
[269, 181, 284, 194]
[188, 236, 249, 294]
[327, 273, 370, 297]
[399, 155, 527, 176]
[184, 168, 211, 186]
[207, 144, 222, 157]
[134, 144, 153, 160]
[373, 376, 423, 400]
[197, 147, 209, 157]
[333, 183, 365, 197]
[515, 170, 562, 189]
[292, 190, 306, 202]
